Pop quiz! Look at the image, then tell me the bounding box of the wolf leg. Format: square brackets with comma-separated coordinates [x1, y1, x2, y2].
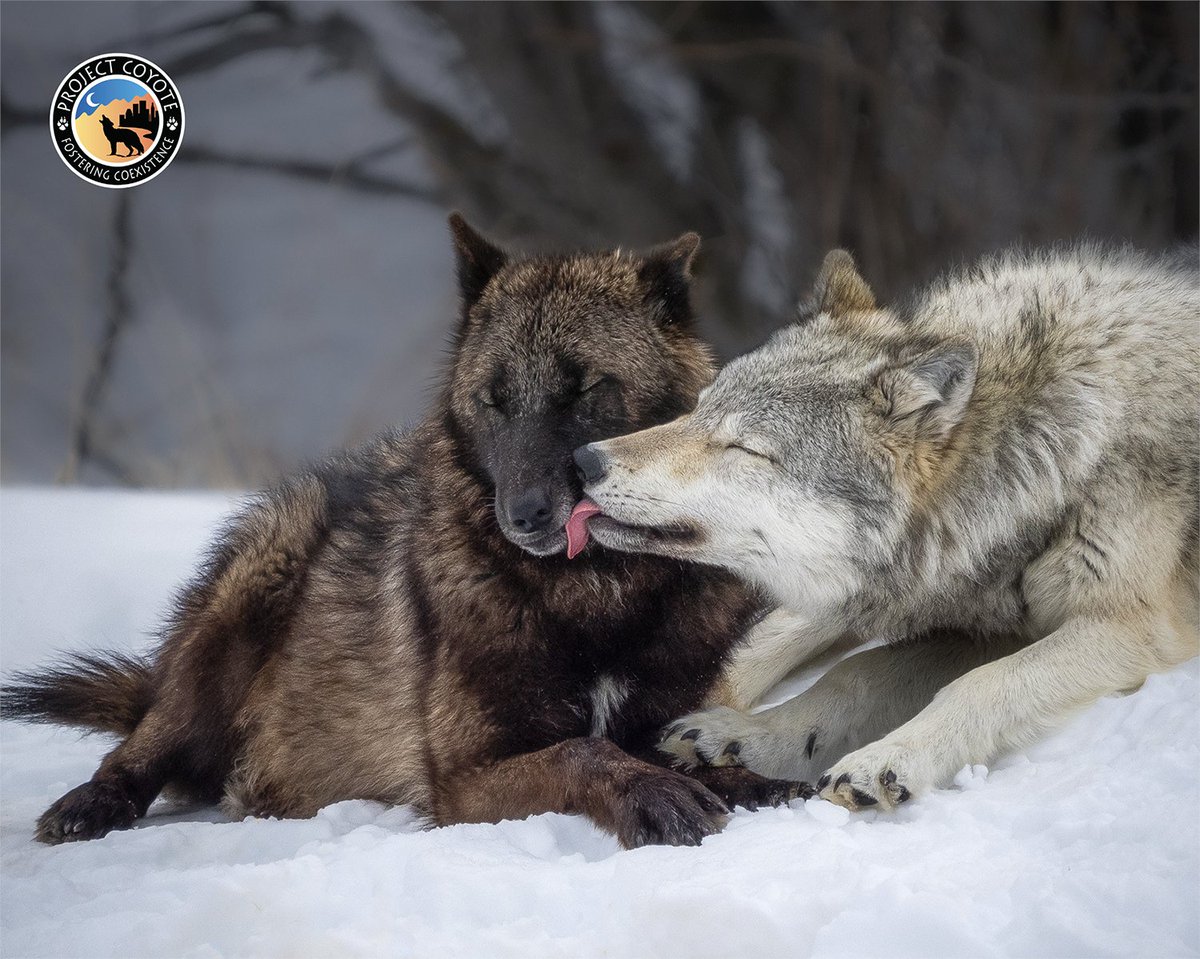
[35, 708, 181, 843]
[822, 488, 1199, 811]
[630, 745, 812, 809]
[661, 630, 1028, 781]
[703, 607, 846, 711]
[674, 763, 814, 810]
[820, 604, 1194, 810]
[434, 737, 729, 849]
[34, 479, 325, 843]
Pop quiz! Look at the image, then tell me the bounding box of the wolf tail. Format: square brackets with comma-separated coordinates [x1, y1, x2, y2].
[1, 652, 154, 736]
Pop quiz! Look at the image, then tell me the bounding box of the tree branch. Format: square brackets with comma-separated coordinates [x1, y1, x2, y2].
[58, 194, 135, 485]
[180, 143, 442, 201]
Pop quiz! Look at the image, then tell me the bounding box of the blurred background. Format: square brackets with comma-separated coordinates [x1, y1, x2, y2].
[2, 1, 1196, 488]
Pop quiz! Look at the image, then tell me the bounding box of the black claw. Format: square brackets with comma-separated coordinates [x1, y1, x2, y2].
[884, 770, 897, 785]
[805, 732, 817, 760]
[35, 781, 138, 845]
[698, 791, 731, 816]
[619, 773, 729, 849]
[896, 786, 912, 803]
[794, 781, 817, 801]
[721, 741, 741, 758]
[850, 788, 878, 807]
[680, 728, 701, 742]
[834, 772, 851, 789]
[816, 774, 831, 791]
[663, 723, 683, 739]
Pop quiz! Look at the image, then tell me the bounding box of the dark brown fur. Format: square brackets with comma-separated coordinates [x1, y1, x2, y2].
[3, 216, 804, 848]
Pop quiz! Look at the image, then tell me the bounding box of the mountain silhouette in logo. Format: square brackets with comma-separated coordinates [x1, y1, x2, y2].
[74, 78, 150, 118]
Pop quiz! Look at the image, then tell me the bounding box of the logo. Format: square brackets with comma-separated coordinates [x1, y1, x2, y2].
[50, 53, 184, 188]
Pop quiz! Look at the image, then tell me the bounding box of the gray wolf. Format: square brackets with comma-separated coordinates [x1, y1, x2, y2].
[1, 216, 805, 847]
[99, 115, 144, 156]
[574, 243, 1199, 810]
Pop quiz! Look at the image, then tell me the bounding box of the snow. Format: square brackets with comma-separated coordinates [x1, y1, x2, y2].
[2, 488, 1198, 958]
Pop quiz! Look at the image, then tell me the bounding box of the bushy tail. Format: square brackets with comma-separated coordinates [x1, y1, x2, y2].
[1, 652, 154, 736]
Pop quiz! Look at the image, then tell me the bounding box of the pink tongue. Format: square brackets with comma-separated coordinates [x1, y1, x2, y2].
[565, 499, 602, 560]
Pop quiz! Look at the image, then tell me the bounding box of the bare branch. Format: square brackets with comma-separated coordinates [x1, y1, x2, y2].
[180, 143, 442, 201]
[58, 194, 136, 485]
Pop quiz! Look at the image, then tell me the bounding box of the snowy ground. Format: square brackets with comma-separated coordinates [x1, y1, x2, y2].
[2, 488, 1197, 958]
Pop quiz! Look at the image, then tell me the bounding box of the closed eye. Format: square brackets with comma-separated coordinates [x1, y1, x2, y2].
[478, 392, 507, 415]
[727, 443, 778, 465]
[562, 376, 612, 407]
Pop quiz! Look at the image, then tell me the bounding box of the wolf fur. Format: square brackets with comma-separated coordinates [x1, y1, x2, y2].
[1, 217, 806, 846]
[577, 243, 1199, 810]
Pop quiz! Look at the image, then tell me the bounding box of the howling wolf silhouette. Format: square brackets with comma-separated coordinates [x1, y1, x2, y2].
[99, 115, 146, 157]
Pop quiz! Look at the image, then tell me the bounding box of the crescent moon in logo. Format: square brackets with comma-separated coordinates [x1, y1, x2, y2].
[85, 92, 99, 109]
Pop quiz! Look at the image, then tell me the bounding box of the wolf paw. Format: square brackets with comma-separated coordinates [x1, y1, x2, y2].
[615, 768, 729, 849]
[688, 765, 814, 812]
[659, 706, 772, 769]
[817, 743, 919, 812]
[36, 780, 139, 844]
[660, 706, 812, 781]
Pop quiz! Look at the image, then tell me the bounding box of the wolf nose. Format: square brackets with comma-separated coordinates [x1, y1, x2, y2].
[573, 445, 608, 485]
[509, 488, 554, 534]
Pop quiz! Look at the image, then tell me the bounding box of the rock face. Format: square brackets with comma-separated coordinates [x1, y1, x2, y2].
[2, 2, 1196, 488]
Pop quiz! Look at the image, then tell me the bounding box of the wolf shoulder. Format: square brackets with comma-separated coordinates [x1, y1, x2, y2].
[235, 425, 433, 534]
[912, 244, 1197, 470]
[915, 242, 1198, 363]
[179, 425, 434, 631]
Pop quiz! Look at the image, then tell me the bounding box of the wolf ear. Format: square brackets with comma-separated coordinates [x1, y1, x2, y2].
[876, 340, 977, 442]
[448, 213, 508, 307]
[637, 232, 701, 326]
[813, 250, 876, 317]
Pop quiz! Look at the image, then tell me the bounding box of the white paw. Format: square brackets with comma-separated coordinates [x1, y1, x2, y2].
[659, 707, 809, 780]
[817, 740, 927, 812]
[660, 707, 761, 767]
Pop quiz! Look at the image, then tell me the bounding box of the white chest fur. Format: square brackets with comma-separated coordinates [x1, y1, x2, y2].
[588, 674, 630, 737]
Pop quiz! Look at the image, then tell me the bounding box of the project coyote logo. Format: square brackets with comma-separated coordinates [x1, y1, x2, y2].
[50, 53, 184, 188]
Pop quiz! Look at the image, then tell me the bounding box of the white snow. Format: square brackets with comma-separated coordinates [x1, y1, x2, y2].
[2, 488, 1197, 958]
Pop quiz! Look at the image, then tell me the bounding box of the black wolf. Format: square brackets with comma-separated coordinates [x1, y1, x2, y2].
[99, 115, 145, 157]
[2, 215, 805, 847]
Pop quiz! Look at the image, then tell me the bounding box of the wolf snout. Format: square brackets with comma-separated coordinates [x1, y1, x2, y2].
[507, 487, 554, 534]
[573, 444, 608, 485]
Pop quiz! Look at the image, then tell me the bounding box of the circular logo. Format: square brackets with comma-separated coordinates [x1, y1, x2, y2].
[50, 53, 184, 189]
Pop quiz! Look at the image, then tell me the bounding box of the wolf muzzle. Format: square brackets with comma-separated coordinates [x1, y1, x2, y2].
[573, 444, 608, 485]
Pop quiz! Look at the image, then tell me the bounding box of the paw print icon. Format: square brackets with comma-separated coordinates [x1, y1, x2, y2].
[165, 116, 178, 132]
[56, 116, 68, 132]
